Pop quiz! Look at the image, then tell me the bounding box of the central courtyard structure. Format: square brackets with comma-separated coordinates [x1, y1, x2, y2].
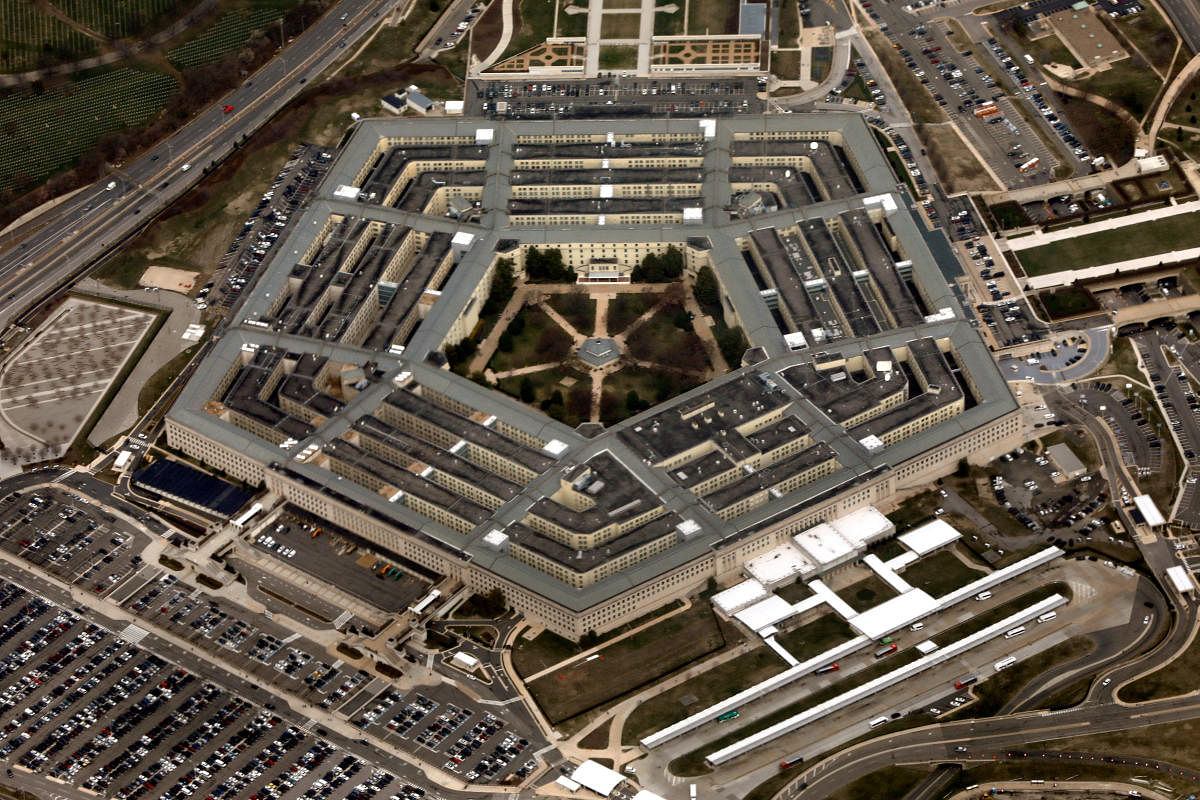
[165, 116, 1022, 638]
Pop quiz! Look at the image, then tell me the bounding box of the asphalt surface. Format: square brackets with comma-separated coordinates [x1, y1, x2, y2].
[0, 472, 551, 800]
[0, 0, 398, 334]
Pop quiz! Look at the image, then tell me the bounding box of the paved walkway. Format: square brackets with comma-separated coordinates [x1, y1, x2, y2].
[1006, 198, 1200, 250]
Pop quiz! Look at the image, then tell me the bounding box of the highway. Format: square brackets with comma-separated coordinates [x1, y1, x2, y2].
[0, 0, 400, 333]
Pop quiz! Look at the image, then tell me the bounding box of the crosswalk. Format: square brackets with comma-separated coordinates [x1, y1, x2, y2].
[119, 623, 148, 645]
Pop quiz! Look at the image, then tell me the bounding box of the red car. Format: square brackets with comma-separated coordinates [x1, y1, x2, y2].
[222, 104, 234, 113]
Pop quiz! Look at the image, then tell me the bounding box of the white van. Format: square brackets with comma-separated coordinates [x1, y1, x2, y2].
[975, 591, 992, 601]
[869, 717, 889, 728]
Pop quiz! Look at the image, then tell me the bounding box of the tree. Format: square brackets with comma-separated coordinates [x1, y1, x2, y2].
[673, 307, 692, 330]
[524, 248, 572, 282]
[694, 265, 721, 316]
[716, 324, 748, 367]
[626, 389, 643, 413]
[955, 457, 969, 478]
[519, 376, 535, 403]
[498, 331, 514, 352]
[479, 587, 506, 617]
[508, 313, 526, 337]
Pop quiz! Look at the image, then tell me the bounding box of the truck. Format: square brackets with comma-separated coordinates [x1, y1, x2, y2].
[874, 643, 898, 659]
[113, 450, 132, 470]
[780, 756, 805, 770]
[954, 676, 978, 690]
[814, 663, 840, 675]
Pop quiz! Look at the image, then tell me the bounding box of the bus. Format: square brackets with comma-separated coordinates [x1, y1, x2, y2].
[869, 717, 889, 728]
[874, 643, 898, 659]
[1036, 611, 1057, 623]
[780, 755, 805, 770]
[1004, 626, 1026, 639]
[1019, 157, 1040, 173]
[716, 711, 739, 723]
[954, 676, 978, 690]
[814, 663, 840, 675]
[994, 656, 1017, 671]
[113, 450, 133, 470]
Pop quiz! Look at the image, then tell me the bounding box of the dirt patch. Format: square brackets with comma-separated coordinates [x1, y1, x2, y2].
[139, 266, 200, 293]
[915, 123, 999, 193]
[471, 0, 505, 59]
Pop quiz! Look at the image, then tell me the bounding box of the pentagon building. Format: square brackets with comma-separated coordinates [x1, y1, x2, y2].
[165, 116, 1021, 638]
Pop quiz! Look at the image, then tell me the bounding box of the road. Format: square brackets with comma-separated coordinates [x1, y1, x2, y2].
[0, 0, 399, 334]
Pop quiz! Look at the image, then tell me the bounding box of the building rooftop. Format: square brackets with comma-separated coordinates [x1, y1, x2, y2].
[165, 116, 1017, 613]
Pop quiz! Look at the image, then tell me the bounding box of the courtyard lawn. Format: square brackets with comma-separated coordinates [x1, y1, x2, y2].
[774, 613, 857, 662]
[546, 291, 596, 336]
[1016, 210, 1200, 275]
[836, 572, 899, 614]
[626, 305, 709, 372]
[487, 307, 572, 372]
[897, 547, 987, 597]
[607, 292, 657, 334]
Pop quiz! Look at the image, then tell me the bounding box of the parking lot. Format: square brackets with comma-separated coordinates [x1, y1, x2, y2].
[1138, 327, 1200, 526]
[1060, 382, 1164, 480]
[0, 576, 420, 800]
[989, 445, 1114, 545]
[0, 489, 545, 788]
[247, 510, 434, 616]
[864, 0, 1088, 188]
[211, 145, 332, 312]
[465, 76, 765, 118]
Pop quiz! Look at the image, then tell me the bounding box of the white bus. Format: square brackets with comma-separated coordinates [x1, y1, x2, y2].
[1036, 611, 1057, 624]
[1004, 626, 1026, 639]
[994, 656, 1017, 671]
[113, 450, 133, 470]
[869, 717, 889, 728]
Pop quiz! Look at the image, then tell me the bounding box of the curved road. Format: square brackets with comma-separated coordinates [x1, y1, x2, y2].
[0, 0, 398, 333]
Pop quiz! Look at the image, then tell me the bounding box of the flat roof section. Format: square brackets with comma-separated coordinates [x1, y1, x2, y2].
[897, 519, 962, 556]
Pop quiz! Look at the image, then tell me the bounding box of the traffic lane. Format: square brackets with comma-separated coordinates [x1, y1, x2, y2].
[790, 697, 1200, 799]
[0, 0, 391, 331]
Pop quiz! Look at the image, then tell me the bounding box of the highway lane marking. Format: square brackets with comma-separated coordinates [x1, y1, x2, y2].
[0, 0, 386, 289]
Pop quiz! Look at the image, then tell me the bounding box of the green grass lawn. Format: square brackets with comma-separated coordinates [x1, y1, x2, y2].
[626, 306, 709, 372]
[546, 292, 596, 336]
[1120, 621, 1200, 701]
[774, 613, 857, 662]
[888, 490, 941, 532]
[1035, 287, 1100, 320]
[836, 572, 899, 613]
[1114, 3, 1179, 74]
[137, 343, 201, 416]
[775, 579, 811, 603]
[500, 0, 557, 60]
[1069, 55, 1161, 121]
[487, 307, 572, 372]
[777, 0, 800, 47]
[1024, 31, 1080, 68]
[1017, 211, 1200, 276]
[620, 645, 787, 745]
[598, 45, 638, 68]
[606, 292, 657, 334]
[944, 635, 1094, 719]
[599, 12, 642, 38]
[525, 603, 734, 724]
[897, 548, 987, 597]
[653, 5, 684, 35]
[600, 364, 703, 423]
